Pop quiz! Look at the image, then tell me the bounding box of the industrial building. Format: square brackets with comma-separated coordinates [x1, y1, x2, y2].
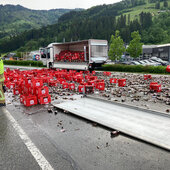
[142, 44, 170, 62]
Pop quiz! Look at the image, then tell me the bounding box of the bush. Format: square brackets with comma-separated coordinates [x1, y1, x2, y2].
[3, 60, 44, 67]
[102, 64, 168, 74]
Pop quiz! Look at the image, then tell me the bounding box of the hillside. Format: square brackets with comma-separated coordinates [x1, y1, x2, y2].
[0, 5, 82, 39]
[0, 0, 170, 53]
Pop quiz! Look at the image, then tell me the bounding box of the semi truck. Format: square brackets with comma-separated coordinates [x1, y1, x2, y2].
[40, 39, 108, 70]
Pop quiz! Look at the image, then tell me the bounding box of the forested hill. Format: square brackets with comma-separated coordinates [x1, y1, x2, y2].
[0, 0, 170, 53]
[0, 5, 82, 39]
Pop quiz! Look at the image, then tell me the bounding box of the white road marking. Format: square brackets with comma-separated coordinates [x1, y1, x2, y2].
[3, 108, 54, 170]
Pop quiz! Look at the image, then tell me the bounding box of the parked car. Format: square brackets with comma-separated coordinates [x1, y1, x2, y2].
[150, 57, 169, 66]
[138, 61, 148, 66]
[143, 60, 161, 66]
[148, 59, 162, 66]
[130, 61, 141, 65]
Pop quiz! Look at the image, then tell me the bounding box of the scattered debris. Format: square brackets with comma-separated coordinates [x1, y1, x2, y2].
[110, 130, 120, 138]
[92, 122, 98, 127]
[47, 108, 53, 113]
[106, 142, 109, 147]
[60, 129, 66, 133]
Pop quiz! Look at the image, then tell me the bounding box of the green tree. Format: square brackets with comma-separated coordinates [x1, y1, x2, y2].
[163, 1, 168, 8]
[126, 31, 143, 58]
[155, 1, 160, 9]
[108, 30, 126, 61]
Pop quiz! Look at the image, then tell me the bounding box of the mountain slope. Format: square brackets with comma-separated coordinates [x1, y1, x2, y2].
[0, 0, 170, 53]
[0, 5, 82, 39]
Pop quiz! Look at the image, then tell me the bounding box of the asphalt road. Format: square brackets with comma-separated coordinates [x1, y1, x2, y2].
[1, 101, 170, 170]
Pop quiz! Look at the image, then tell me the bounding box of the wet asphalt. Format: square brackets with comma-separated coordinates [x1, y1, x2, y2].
[1, 101, 170, 170]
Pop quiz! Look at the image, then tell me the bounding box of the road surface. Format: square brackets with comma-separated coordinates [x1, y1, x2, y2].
[1, 102, 170, 170]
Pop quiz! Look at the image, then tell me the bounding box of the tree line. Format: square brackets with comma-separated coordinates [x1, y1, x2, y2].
[0, 9, 170, 53]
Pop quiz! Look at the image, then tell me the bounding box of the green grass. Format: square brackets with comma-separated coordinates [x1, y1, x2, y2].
[118, 0, 170, 21]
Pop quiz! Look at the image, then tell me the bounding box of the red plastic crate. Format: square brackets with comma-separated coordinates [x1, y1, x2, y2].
[36, 86, 49, 96]
[62, 82, 69, 89]
[9, 83, 15, 89]
[85, 85, 94, 94]
[150, 82, 158, 90]
[110, 78, 117, 84]
[96, 82, 105, 91]
[59, 79, 66, 84]
[118, 79, 126, 87]
[103, 72, 111, 76]
[38, 95, 51, 104]
[20, 95, 25, 104]
[92, 71, 96, 75]
[23, 95, 37, 107]
[69, 83, 75, 90]
[90, 76, 98, 81]
[77, 77, 84, 83]
[150, 83, 161, 92]
[32, 80, 43, 88]
[78, 85, 84, 93]
[23, 85, 32, 95]
[88, 81, 95, 86]
[144, 75, 152, 80]
[13, 88, 20, 95]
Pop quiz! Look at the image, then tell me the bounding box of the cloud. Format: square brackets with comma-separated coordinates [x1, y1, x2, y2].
[0, 0, 120, 10]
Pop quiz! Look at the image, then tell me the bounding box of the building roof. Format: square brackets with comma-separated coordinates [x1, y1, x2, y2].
[157, 44, 170, 48]
[142, 45, 158, 49]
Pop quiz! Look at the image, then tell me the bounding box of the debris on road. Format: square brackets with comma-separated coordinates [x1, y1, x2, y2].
[4, 68, 170, 114]
[110, 130, 120, 138]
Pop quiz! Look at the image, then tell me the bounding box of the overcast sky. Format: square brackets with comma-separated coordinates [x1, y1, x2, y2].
[0, 0, 121, 10]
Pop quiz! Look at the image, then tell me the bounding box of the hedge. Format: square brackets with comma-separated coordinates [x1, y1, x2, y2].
[102, 64, 169, 74]
[3, 60, 44, 67]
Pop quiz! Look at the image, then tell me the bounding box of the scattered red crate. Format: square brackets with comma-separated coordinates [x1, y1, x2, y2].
[118, 79, 126, 87]
[110, 78, 117, 84]
[69, 83, 75, 90]
[78, 85, 84, 93]
[96, 82, 105, 91]
[23, 95, 37, 107]
[38, 95, 51, 104]
[144, 75, 152, 80]
[62, 82, 69, 89]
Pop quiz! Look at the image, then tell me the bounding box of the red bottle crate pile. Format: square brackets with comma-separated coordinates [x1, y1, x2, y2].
[55, 50, 85, 62]
[5, 68, 164, 108]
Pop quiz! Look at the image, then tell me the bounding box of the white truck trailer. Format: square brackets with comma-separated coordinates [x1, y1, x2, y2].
[40, 39, 108, 70]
